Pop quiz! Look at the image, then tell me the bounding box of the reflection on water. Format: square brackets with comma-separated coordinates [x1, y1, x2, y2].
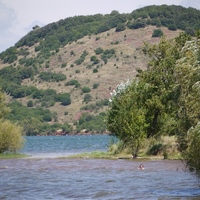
[0, 159, 199, 200]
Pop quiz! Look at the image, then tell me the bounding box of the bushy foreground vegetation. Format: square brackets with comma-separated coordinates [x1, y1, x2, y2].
[106, 32, 200, 178]
[0, 90, 24, 154]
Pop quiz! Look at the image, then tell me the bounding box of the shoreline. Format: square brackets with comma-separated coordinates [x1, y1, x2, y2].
[0, 153, 178, 161]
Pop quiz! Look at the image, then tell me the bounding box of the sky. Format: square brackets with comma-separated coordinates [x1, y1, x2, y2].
[0, 0, 200, 53]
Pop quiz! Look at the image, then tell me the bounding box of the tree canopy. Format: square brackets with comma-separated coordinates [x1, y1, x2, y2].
[106, 32, 200, 176]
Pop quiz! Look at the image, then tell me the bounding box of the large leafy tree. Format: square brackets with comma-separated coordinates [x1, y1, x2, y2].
[106, 32, 200, 178]
[107, 80, 148, 157]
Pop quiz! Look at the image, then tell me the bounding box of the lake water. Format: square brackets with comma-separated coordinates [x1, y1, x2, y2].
[0, 135, 200, 200]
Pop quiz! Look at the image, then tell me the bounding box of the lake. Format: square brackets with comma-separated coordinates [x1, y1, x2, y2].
[0, 135, 199, 200]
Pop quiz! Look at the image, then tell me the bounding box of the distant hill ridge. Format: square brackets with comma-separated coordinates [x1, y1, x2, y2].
[0, 5, 199, 135]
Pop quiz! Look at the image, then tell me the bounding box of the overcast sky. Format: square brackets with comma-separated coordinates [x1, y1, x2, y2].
[0, 0, 199, 53]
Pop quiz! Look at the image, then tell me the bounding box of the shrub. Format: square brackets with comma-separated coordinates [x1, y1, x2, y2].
[0, 120, 24, 153]
[39, 72, 66, 82]
[93, 83, 99, 89]
[152, 29, 163, 37]
[168, 24, 177, 31]
[90, 55, 100, 65]
[116, 23, 126, 32]
[94, 47, 103, 55]
[65, 79, 80, 88]
[83, 94, 92, 103]
[56, 93, 71, 106]
[81, 86, 91, 93]
[93, 68, 98, 73]
[27, 100, 34, 107]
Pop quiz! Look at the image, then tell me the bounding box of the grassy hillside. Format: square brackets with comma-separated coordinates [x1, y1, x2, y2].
[0, 5, 199, 134]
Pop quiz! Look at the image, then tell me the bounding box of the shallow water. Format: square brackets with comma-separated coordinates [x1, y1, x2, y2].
[0, 135, 200, 200]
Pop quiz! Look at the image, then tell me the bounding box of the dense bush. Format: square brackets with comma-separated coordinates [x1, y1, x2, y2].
[152, 29, 164, 37]
[56, 93, 71, 106]
[39, 72, 66, 82]
[90, 55, 100, 65]
[0, 120, 24, 153]
[7, 101, 54, 123]
[81, 86, 91, 93]
[94, 47, 103, 55]
[116, 23, 126, 32]
[75, 112, 106, 133]
[65, 79, 80, 88]
[74, 50, 88, 65]
[93, 83, 99, 89]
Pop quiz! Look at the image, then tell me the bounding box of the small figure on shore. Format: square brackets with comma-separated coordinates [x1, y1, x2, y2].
[138, 164, 144, 170]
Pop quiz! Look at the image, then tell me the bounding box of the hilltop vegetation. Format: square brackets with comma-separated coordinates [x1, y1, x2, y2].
[0, 5, 200, 135]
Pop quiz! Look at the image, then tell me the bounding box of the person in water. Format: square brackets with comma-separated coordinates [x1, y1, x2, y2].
[138, 164, 144, 170]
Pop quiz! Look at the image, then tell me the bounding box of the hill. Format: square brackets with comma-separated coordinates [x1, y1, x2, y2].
[0, 5, 199, 135]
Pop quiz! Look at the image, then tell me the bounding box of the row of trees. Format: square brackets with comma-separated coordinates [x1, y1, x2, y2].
[106, 32, 200, 177]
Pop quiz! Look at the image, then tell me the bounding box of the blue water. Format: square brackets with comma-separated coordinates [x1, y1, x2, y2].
[20, 135, 113, 158]
[0, 135, 200, 200]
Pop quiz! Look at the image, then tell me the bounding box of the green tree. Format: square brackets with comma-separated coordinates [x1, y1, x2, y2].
[141, 36, 180, 138]
[184, 123, 200, 179]
[0, 120, 24, 153]
[0, 90, 24, 153]
[22, 117, 42, 136]
[174, 36, 200, 152]
[107, 81, 148, 157]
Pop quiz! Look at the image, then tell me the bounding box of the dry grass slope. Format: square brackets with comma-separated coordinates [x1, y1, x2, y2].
[2, 26, 181, 124]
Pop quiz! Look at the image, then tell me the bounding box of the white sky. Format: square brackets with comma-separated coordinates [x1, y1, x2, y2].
[0, 0, 199, 53]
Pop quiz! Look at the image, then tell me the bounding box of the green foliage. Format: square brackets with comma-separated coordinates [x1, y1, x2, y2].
[0, 65, 36, 85]
[90, 55, 100, 65]
[0, 47, 18, 64]
[0, 120, 24, 153]
[152, 29, 163, 37]
[83, 94, 92, 103]
[81, 86, 91, 93]
[39, 72, 66, 82]
[116, 23, 126, 32]
[107, 81, 148, 157]
[101, 49, 116, 64]
[1, 5, 200, 68]
[184, 123, 200, 179]
[132, 5, 200, 31]
[8, 101, 54, 123]
[128, 19, 146, 29]
[76, 112, 106, 133]
[106, 32, 200, 176]
[0, 90, 24, 153]
[74, 50, 88, 65]
[0, 90, 10, 119]
[65, 79, 80, 88]
[93, 83, 99, 89]
[27, 100, 34, 107]
[94, 47, 103, 55]
[56, 93, 71, 106]
[93, 68, 98, 73]
[22, 117, 42, 136]
[81, 99, 109, 111]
